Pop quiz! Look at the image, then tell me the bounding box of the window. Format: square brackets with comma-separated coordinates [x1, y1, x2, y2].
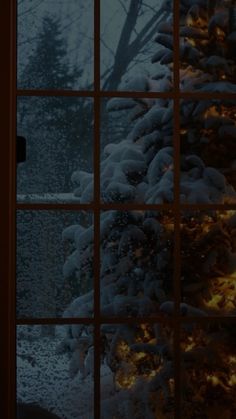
[1, 0, 236, 418]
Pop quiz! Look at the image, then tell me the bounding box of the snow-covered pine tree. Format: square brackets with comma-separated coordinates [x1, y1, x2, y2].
[59, 1, 236, 417]
[74, 0, 236, 205]
[177, 0, 236, 203]
[148, 0, 236, 203]
[179, 0, 236, 92]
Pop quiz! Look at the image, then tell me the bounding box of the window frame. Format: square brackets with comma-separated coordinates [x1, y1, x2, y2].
[1, 1, 236, 418]
[0, 1, 16, 417]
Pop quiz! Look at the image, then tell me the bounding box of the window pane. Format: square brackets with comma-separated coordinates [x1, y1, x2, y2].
[100, 211, 174, 317]
[181, 322, 236, 418]
[101, 323, 174, 418]
[180, 0, 236, 92]
[17, 325, 94, 418]
[100, 98, 173, 204]
[17, 211, 94, 318]
[17, 0, 94, 90]
[181, 210, 236, 317]
[101, 0, 173, 91]
[180, 99, 236, 204]
[17, 97, 94, 204]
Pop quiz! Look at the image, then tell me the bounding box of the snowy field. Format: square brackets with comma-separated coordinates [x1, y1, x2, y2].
[17, 327, 114, 419]
[17, 193, 81, 204]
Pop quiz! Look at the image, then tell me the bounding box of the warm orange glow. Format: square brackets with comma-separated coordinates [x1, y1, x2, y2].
[227, 355, 236, 387]
[215, 26, 226, 41]
[115, 362, 164, 389]
[181, 330, 236, 405]
[186, 14, 194, 27]
[183, 336, 196, 352]
[140, 324, 152, 340]
[113, 325, 172, 392]
[203, 105, 219, 119]
[202, 273, 236, 313]
[228, 374, 236, 386]
[116, 341, 130, 357]
[201, 39, 209, 46]
[186, 14, 206, 29]
[217, 210, 236, 220]
[181, 329, 207, 352]
[169, 378, 175, 393]
[206, 374, 229, 390]
[206, 367, 236, 390]
[228, 355, 236, 364]
[116, 369, 136, 389]
[180, 67, 201, 80]
[187, 38, 196, 47]
[115, 342, 162, 389]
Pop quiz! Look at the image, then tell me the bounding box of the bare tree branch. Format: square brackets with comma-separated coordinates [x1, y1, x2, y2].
[18, 36, 40, 47]
[102, 0, 142, 90]
[60, 15, 82, 32]
[102, 0, 168, 90]
[100, 65, 114, 82]
[128, 9, 165, 54]
[118, 0, 128, 14]
[18, 0, 44, 17]
[100, 38, 115, 57]
[142, 2, 160, 14]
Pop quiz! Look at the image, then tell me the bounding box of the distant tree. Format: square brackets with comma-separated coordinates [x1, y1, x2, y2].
[20, 15, 79, 89]
[18, 15, 93, 194]
[17, 16, 93, 330]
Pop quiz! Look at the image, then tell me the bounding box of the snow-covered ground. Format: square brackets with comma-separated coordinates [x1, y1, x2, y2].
[17, 326, 114, 419]
[17, 193, 81, 204]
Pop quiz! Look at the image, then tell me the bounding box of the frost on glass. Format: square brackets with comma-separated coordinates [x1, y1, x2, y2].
[181, 323, 236, 418]
[180, 0, 236, 92]
[17, 97, 93, 203]
[99, 98, 173, 204]
[17, 325, 94, 419]
[17, 0, 94, 90]
[17, 211, 94, 318]
[100, 323, 174, 418]
[181, 211, 236, 317]
[101, 0, 173, 91]
[100, 211, 174, 317]
[180, 99, 236, 204]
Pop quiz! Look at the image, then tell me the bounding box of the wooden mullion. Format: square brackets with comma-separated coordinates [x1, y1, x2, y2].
[173, 0, 181, 418]
[94, 1, 101, 418]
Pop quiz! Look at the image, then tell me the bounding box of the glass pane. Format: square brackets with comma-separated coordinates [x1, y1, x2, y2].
[17, 211, 94, 318]
[100, 211, 174, 317]
[181, 210, 236, 317]
[17, 97, 94, 204]
[101, 0, 173, 91]
[181, 322, 236, 418]
[17, 325, 94, 418]
[17, 0, 94, 90]
[180, 0, 236, 92]
[100, 98, 173, 204]
[180, 99, 236, 204]
[101, 323, 174, 418]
